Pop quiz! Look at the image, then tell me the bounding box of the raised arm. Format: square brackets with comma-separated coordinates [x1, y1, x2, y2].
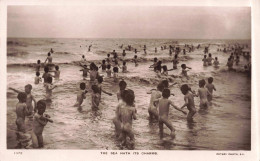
[9, 87, 22, 93]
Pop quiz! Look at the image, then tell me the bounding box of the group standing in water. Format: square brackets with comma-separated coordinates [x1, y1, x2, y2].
[11, 42, 251, 149]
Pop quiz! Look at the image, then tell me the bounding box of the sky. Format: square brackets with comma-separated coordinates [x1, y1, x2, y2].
[7, 6, 251, 39]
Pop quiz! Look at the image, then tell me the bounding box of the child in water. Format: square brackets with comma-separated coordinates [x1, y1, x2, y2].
[147, 83, 164, 120]
[133, 55, 138, 67]
[213, 57, 219, 68]
[207, 53, 214, 65]
[45, 77, 57, 102]
[118, 89, 137, 147]
[74, 82, 88, 108]
[91, 85, 101, 112]
[31, 100, 53, 148]
[81, 55, 86, 62]
[107, 54, 112, 65]
[117, 80, 127, 101]
[50, 65, 60, 80]
[15, 92, 29, 148]
[15, 92, 28, 133]
[172, 54, 179, 69]
[202, 55, 208, 66]
[180, 84, 196, 122]
[97, 76, 113, 100]
[44, 52, 53, 64]
[122, 61, 128, 73]
[80, 65, 89, 80]
[156, 89, 186, 139]
[149, 57, 158, 71]
[106, 64, 112, 78]
[10, 84, 37, 117]
[113, 81, 127, 137]
[205, 77, 216, 103]
[113, 67, 119, 83]
[161, 65, 174, 77]
[181, 64, 191, 80]
[42, 67, 53, 83]
[35, 60, 41, 72]
[197, 79, 211, 109]
[99, 60, 107, 72]
[35, 72, 42, 84]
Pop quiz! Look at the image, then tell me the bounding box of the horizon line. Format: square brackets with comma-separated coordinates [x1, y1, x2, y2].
[7, 36, 251, 40]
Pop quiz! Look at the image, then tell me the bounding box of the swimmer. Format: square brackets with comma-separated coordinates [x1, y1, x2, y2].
[181, 64, 191, 80]
[113, 67, 119, 83]
[207, 53, 214, 66]
[74, 82, 88, 108]
[226, 57, 234, 70]
[122, 50, 126, 61]
[117, 80, 127, 101]
[32, 100, 53, 148]
[35, 60, 41, 72]
[35, 72, 42, 85]
[106, 54, 112, 65]
[42, 66, 54, 83]
[81, 55, 86, 63]
[106, 64, 112, 78]
[202, 55, 208, 66]
[172, 54, 179, 69]
[44, 52, 52, 64]
[205, 77, 216, 103]
[149, 57, 158, 71]
[99, 60, 107, 72]
[161, 65, 174, 76]
[118, 89, 137, 146]
[155, 89, 186, 139]
[180, 84, 197, 122]
[97, 76, 113, 100]
[44, 77, 57, 102]
[197, 79, 211, 109]
[91, 85, 101, 112]
[133, 55, 138, 67]
[122, 61, 128, 73]
[10, 84, 37, 116]
[49, 65, 60, 80]
[213, 57, 219, 67]
[147, 83, 164, 120]
[80, 65, 89, 80]
[15, 92, 28, 133]
[15, 92, 29, 148]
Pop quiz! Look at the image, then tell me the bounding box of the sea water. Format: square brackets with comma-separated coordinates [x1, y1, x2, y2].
[7, 38, 251, 150]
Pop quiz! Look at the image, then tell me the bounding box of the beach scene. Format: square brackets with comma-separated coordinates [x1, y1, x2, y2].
[6, 6, 251, 150]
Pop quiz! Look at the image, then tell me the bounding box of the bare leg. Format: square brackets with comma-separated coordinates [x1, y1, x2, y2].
[159, 120, 164, 139]
[187, 109, 196, 122]
[160, 117, 175, 139]
[31, 132, 39, 148]
[113, 117, 121, 137]
[37, 134, 44, 148]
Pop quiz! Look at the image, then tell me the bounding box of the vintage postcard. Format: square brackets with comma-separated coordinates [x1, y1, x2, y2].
[0, 0, 258, 161]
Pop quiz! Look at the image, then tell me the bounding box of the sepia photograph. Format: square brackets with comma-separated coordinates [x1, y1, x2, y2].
[5, 4, 252, 152]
